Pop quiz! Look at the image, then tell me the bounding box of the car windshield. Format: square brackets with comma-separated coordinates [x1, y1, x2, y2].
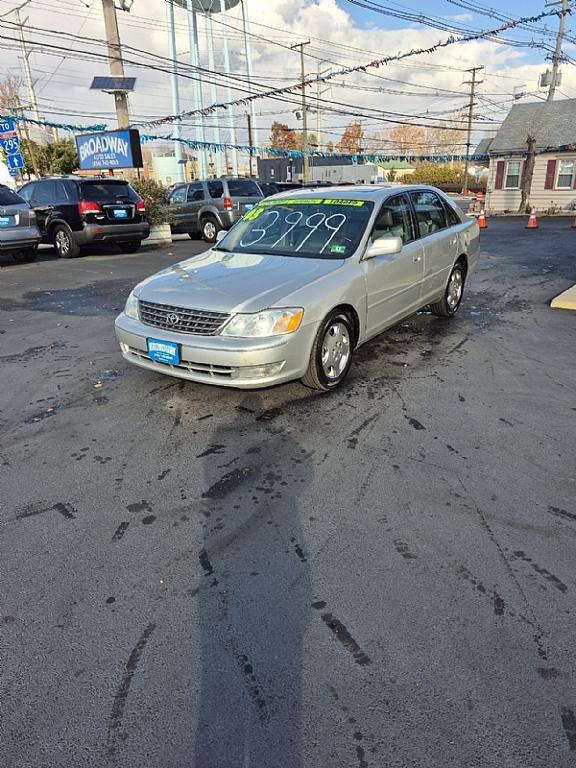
[217, 198, 374, 259]
[81, 182, 138, 202]
[0, 186, 24, 205]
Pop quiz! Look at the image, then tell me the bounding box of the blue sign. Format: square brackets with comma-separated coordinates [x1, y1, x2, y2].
[1, 134, 20, 155]
[0, 117, 15, 134]
[7, 153, 23, 169]
[75, 129, 143, 170]
[9, 168, 18, 177]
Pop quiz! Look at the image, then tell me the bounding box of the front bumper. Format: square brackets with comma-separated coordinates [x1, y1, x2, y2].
[77, 222, 150, 245]
[114, 313, 317, 389]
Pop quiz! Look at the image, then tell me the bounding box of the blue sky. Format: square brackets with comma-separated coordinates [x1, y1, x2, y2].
[336, 0, 572, 66]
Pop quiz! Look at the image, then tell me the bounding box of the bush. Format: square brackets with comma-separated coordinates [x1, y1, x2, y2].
[131, 177, 173, 226]
[407, 163, 475, 186]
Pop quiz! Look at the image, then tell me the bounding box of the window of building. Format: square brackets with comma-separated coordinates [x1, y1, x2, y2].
[504, 161, 521, 189]
[556, 160, 575, 189]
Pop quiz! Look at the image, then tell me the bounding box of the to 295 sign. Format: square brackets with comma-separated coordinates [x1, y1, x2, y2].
[0, 134, 20, 155]
[0, 117, 15, 134]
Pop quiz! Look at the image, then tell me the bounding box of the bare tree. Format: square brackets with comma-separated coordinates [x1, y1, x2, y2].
[0, 74, 23, 113]
[518, 135, 536, 213]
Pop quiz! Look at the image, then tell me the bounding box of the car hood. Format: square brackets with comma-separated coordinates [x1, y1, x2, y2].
[134, 249, 345, 313]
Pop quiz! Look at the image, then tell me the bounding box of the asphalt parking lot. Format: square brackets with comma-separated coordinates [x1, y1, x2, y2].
[1, 219, 575, 768]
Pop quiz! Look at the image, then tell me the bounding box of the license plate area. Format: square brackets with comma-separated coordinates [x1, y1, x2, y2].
[0, 216, 13, 227]
[113, 208, 128, 219]
[147, 338, 180, 365]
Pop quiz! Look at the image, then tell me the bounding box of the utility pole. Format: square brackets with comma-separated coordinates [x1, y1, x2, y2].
[291, 41, 310, 183]
[14, 8, 40, 124]
[546, 0, 569, 101]
[246, 111, 254, 176]
[316, 62, 331, 152]
[101, 0, 130, 129]
[462, 65, 484, 195]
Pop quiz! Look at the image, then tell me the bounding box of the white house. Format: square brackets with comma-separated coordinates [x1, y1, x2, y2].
[481, 99, 576, 214]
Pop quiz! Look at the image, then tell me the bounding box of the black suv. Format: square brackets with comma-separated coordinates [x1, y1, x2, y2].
[18, 176, 150, 258]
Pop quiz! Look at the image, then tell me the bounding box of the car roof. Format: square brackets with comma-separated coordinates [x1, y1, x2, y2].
[270, 184, 444, 202]
[33, 175, 131, 183]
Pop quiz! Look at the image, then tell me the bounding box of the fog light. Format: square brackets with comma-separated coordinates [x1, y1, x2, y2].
[234, 361, 285, 379]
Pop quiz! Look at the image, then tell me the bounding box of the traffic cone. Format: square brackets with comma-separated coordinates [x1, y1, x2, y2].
[526, 207, 538, 229]
[478, 206, 487, 229]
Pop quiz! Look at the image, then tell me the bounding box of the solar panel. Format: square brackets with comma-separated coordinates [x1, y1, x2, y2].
[90, 76, 136, 92]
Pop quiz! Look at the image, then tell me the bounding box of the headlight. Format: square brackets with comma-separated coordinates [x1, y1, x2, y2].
[220, 308, 304, 338]
[124, 291, 139, 320]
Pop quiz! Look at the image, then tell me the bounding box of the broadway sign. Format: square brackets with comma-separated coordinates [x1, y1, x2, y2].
[75, 129, 143, 170]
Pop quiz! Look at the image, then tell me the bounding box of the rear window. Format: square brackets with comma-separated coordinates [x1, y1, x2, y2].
[80, 182, 139, 202]
[227, 179, 262, 197]
[0, 186, 24, 205]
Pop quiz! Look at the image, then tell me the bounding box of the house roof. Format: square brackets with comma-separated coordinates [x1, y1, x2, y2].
[488, 99, 576, 154]
[474, 137, 493, 156]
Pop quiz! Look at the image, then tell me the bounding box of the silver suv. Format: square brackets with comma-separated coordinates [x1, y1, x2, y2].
[168, 177, 264, 242]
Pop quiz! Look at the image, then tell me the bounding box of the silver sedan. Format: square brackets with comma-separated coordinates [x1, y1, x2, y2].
[115, 185, 479, 390]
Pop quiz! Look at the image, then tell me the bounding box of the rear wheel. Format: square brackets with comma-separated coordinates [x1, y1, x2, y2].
[302, 311, 354, 391]
[430, 262, 466, 317]
[53, 225, 80, 259]
[119, 241, 141, 254]
[12, 248, 37, 263]
[201, 217, 220, 243]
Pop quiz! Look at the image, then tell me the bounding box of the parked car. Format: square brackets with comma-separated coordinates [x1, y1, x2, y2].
[256, 180, 280, 197]
[0, 184, 41, 263]
[17, 176, 150, 258]
[168, 177, 264, 242]
[116, 185, 479, 391]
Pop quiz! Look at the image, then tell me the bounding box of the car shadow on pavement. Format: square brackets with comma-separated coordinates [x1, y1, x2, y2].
[193, 392, 312, 768]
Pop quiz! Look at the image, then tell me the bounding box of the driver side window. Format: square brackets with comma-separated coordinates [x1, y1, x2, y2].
[372, 195, 414, 244]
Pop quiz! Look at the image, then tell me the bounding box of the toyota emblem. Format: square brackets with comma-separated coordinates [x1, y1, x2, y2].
[166, 312, 180, 325]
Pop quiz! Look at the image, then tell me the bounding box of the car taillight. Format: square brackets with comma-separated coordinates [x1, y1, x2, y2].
[136, 199, 145, 212]
[223, 196, 232, 210]
[78, 200, 101, 215]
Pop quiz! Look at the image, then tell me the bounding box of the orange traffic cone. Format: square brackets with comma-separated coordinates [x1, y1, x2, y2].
[478, 206, 487, 229]
[526, 207, 538, 229]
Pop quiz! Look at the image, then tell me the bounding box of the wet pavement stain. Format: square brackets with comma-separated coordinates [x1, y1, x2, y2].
[560, 707, 576, 751]
[548, 506, 576, 523]
[202, 466, 255, 499]
[405, 416, 426, 430]
[141, 515, 156, 525]
[112, 522, 130, 542]
[393, 540, 417, 560]
[126, 500, 152, 514]
[512, 551, 568, 593]
[320, 612, 372, 666]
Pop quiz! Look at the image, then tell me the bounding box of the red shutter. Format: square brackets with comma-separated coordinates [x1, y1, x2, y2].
[494, 160, 505, 190]
[544, 159, 556, 190]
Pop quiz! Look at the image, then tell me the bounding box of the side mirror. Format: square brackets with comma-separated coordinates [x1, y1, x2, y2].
[364, 236, 403, 259]
[215, 230, 227, 243]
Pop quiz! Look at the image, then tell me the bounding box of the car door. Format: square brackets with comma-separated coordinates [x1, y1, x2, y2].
[29, 181, 57, 238]
[185, 182, 205, 231]
[363, 193, 424, 336]
[409, 190, 458, 303]
[168, 185, 188, 232]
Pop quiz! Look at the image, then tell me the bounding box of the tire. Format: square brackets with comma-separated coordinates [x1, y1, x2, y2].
[12, 248, 37, 263]
[201, 217, 220, 243]
[301, 311, 354, 391]
[53, 225, 80, 259]
[430, 261, 466, 317]
[119, 241, 141, 254]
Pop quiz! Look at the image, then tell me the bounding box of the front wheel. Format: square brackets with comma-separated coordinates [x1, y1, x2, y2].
[201, 217, 220, 243]
[119, 241, 141, 254]
[430, 262, 466, 317]
[12, 248, 37, 263]
[53, 225, 80, 258]
[301, 312, 354, 391]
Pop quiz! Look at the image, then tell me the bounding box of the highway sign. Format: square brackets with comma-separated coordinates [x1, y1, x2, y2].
[0, 117, 16, 134]
[9, 168, 18, 177]
[1, 133, 20, 155]
[7, 153, 24, 170]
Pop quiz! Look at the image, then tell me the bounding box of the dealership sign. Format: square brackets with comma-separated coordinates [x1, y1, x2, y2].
[75, 129, 143, 170]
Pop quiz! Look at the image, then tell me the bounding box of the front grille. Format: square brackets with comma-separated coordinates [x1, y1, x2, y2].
[139, 300, 230, 336]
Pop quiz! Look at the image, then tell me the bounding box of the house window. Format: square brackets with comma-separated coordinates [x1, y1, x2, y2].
[505, 161, 521, 189]
[556, 160, 575, 189]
